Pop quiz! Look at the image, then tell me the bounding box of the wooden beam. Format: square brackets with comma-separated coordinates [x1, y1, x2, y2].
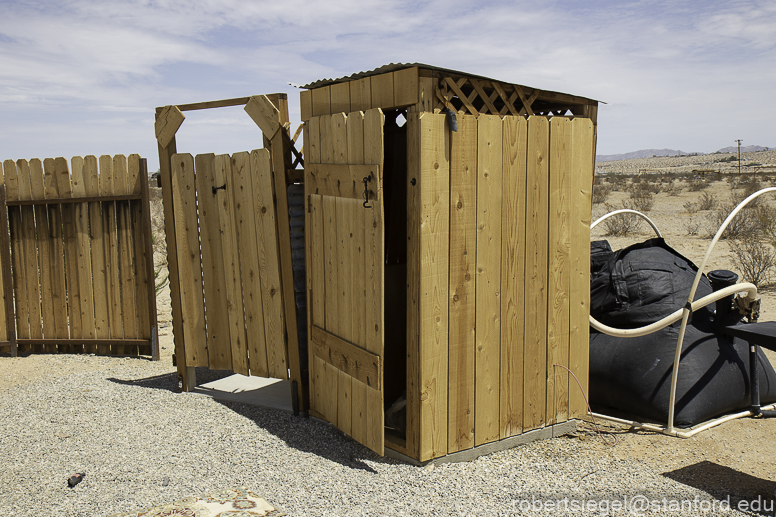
[16, 338, 151, 347]
[245, 95, 281, 138]
[7, 194, 142, 206]
[155, 106, 185, 148]
[310, 325, 381, 389]
[138, 159, 160, 361]
[175, 97, 251, 112]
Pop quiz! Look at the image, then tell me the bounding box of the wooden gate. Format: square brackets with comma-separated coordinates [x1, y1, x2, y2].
[304, 108, 385, 455]
[169, 150, 288, 378]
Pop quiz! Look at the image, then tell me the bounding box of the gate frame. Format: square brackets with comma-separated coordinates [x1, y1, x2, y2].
[155, 94, 304, 411]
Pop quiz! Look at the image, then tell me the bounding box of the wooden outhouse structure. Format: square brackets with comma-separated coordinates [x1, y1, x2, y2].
[299, 63, 598, 462]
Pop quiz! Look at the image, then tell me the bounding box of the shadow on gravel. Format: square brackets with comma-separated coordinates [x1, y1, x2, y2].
[663, 461, 776, 514]
[215, 398, 381, 474]
[107, 369, 382, 473]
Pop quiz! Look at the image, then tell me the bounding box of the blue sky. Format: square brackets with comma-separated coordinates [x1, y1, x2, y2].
[1, 0, 775, 170]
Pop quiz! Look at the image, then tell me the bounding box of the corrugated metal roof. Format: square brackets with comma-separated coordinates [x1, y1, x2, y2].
[301, 62, 599, 103]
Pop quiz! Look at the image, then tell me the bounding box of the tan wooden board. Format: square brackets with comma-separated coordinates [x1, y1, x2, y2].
[418, 112, 449, 461]
[170, 153, 208, 366]
[194, 153, 232, 370]
[350, 78, 372, 113]
[129, 155, 152, 351]
[305, 163, 379, 200]
[447, 113, 477, 453]
[310, 325, 381, 388]
[474, 114, 503, 446]
[330, 82, 350, 115]
[155, 105, 185, 148]
[523, 117, 550, 431]
[55, 156, 83, 352]
[16, 160, 43, 351]
[300, 90, 313, 121]
[87, 156, 109, 354]
[569, 117, 594, 418]
[405, 113, 421, 459]
[215, 153, 249, 376]
[28, 159, 56, 347]
[99, 155, 123, 350]
[115, 156, 139, 350]
[322, 195, 339, 336]
[393, 67, 420, 107]
[370, 73, 394, 110]
[251, 148, 287, 379]
[547, 117, 572, 424]
[417, 77, 434, 113]
[71, 157, 97, 350]
[346, 112, 367, 357]
[500, 116, 528, 439]
[44, 158, 69, 346]
[312, 86, 331, 117]
[244, 95, 280, 138]
[231, 151, 270, 377]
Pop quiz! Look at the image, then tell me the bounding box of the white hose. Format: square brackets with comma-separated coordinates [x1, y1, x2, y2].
[591, 209, 663, 238]
[590, 283, 757, 338]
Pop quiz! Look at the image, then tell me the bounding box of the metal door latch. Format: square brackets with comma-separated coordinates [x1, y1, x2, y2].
[362, 176, 372, 208]
[212, 184, 226, 195]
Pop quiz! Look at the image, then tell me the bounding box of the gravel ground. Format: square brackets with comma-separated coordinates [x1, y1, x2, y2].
[0, 355, 770, 516]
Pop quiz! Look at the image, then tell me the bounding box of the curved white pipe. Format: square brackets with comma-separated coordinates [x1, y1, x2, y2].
[666, 187, 776, 432]
[590, 283, 757, 338]
[591, 209, 663, 238]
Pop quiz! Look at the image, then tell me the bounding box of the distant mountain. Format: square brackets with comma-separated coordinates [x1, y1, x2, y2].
[715, 145, 769, 153]
[595, 149, 695, 162]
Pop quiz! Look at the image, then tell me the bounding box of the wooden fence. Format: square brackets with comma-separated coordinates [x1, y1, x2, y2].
[0, 155, 158, 358]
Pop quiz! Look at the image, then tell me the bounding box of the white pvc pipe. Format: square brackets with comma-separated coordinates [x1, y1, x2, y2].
[590, 283, 757, 338]
[591, 209, 663, 238]
[666, 187, 776, 433]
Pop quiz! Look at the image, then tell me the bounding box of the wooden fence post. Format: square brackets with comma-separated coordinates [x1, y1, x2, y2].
[0, 186, 16, 357]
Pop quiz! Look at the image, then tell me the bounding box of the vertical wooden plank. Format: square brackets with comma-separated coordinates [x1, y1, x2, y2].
[417, 77, 435, 113]
[231, 151, 270, 377]
[330, 82, 350, 115]
[322, 196, 339, 334]
[305, 116, 323, 411]
[194, 153, 231, 370]
[86, 156, 109, 355]
[312, 86, 331, 117]
[0, 184, 14, 355]
[115, 155, 139, 353]
[500, 116, 528, 439]
[3, 160, 29, 350]
[251, 149, 287, 379]
[523, 117, 550, 431]
[130, 155, 153, 356]
[215, 153, 249, 376]
[448, 113, 477, 453]
[300, 89, 313, 122]
[363, 108, 385, 456]
[43, 158, 69, 347]
[346, 111, 368, 445]
[170, 153, 208, 366]
[337, 370, 353, 436]
[418, 112, 449, 461]
[394, 67, 420, 107]
[569, 117, 594, 418]
[71, 157, 96, 352]
[55, 157, 83, 353]
[547, 118, 572, 424]
[475, 114, 503, 446]
[371, 73, 394, 109]
[29, 160, 56, 349]
[16, 160, 43, 352]
[99, 155, 122, 350]
[405, 113, 421, 459]
[350, 78, 372, 113]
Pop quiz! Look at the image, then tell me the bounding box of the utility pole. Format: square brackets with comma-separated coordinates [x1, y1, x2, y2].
[735, 139, 742, 174]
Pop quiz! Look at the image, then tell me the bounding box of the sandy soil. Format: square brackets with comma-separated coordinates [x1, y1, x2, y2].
[2, 170, 776, 504]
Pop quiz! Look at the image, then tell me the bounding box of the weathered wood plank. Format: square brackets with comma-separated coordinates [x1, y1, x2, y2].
[475, 114, 503, 446]
[371, 73, 394, 110]
[312, 86, 331, 117]
[300, 90, 313, 121]
[523, 117, 550, 431]
[115, 155, 139, 353]
[394, 67, 420, 107]
[99, 155, 123, 351]
[215, 153, 249, 376]
[130, 155, 153, 355]
[4, 160, 29, 350]
[448, 112, 477, 453]
[568, 117, 594, 419]
[418, 112, 449, 461]
[44, 158, 69, 347]
[194, 153, 232, 370]
[310, 325, 381, 389]
[56, 156, 83, 352]
[500, 116, 528, 439]
[71, 157, 96, 351]
[251, 148, 287, 379]
[170, 153, 207, 366]
[350, 78, 372, 113]
[28, 159, 56, 348]
[244, 95, 280, 138]
[86, 156, 109, 354]
[155, 105, 185, 148]
[547, 117, 572, 424]
[330, 82, 350, 115]
[16, 160, 44, 352]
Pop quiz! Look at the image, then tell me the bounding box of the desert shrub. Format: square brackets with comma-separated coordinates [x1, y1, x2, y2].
[663, 180, 680, 196]
[683, 217, 702, 236]
[624, 190, 654, 212]
[149, 187, 167, 263]
[600, 203, 643, 236]
[683, 201, 699, 214]
[608, 175, 628, 191]
[729, 239, 776, 288]
[706, 203, 759, 239]
[715, 155, 738, 163]
[754, 205, 776, 239]
[689, 179, 709, 191]
[592, 182, 611, 205]
[698, 191, 717, 211]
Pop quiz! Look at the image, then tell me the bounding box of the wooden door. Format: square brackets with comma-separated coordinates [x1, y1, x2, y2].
[305, 108, 385, 455]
